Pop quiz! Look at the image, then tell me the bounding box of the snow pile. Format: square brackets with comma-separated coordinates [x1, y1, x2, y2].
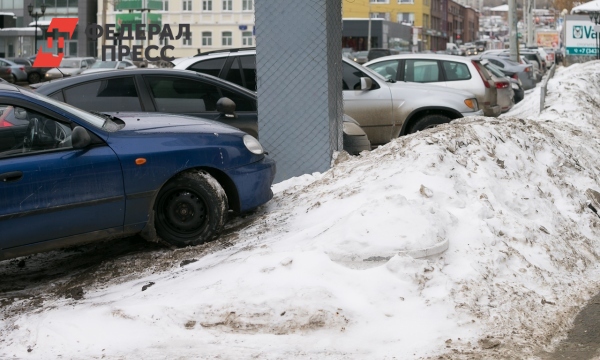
[3, 62, 600, 359]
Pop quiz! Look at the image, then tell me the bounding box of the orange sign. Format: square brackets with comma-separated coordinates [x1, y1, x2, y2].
[536, 32, 559, 48]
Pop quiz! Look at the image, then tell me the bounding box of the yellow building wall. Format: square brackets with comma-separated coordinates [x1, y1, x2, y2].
[342, 0, 430, 28]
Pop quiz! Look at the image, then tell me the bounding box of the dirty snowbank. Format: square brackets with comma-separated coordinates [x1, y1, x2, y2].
[2, 63, 600, 359]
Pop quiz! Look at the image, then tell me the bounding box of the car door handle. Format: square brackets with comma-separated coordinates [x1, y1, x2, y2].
[0, 171, 23, 182]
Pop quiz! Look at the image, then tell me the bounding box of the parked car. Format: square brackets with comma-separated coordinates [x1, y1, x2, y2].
[0, 58, 27, 84]
[475, 55, 535, 90]
[481, 62, 514, 113]
[509, 77, 524, 104]
[7, 57, 50, 84]
[81, 59, 137, 74]
[351, 51, 369, 64]
[364, 54, 502, 117]
[32, 68, 371, 154]
[367, 48, 398, 62]
[465, 47, 478, 56]
[0, 83, 275, 260]
[44, 57, 96, 80]
[173, 50, 481, 146]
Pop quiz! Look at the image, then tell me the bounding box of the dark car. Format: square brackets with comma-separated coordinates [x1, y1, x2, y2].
[7, 57, 50, 84]
[34, 68, 371, 154]
[0, 83, 276, 260]
[171, 50, 371, 153]
[367, 48, 397, 62]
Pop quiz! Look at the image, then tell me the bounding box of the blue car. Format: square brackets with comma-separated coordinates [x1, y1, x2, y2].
[0, 84, 275, 260]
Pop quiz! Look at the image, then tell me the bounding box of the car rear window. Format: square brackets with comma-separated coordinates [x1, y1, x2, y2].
[189, 57, 227, 78]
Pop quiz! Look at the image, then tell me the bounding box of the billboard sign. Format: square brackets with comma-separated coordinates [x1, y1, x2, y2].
[536, 31, 559, 48]
[565, 19, 598, 55]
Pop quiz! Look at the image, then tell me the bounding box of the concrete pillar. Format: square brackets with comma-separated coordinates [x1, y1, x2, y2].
[255, 0, 344, 182]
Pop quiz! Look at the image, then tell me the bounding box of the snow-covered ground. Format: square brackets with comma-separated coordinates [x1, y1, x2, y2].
[3, 62, 600, 359]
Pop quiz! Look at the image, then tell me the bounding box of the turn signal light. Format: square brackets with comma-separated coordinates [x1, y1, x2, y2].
[135, 158, 147, 165]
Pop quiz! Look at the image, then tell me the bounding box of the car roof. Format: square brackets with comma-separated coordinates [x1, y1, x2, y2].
[364, 53, 474, 65]
[172, 48, 257, 68]
[32, 68, 256, 96]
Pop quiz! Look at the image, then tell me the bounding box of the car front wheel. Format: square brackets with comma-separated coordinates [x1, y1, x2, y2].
[409, 114, 451, 133]
[28, 72, 41, 84]
[155, 171, 228, 247]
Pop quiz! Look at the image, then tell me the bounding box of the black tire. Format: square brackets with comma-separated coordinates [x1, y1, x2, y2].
[409, 114, 451, 134]
[155, 171, 228, 247]
[28, 72, 41, 84]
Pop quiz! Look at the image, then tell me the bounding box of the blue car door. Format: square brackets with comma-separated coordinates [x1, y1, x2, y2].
[0, 103, 125, 251]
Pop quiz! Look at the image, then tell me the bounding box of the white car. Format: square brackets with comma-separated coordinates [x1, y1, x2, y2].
[364, 54, 502, 117]
[81, 60, 137, 74]
[45, 58, 96, 80]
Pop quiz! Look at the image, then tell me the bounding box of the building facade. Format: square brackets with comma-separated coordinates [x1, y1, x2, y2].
[343, 0, 478, 51]
[97, 0, 256, 59]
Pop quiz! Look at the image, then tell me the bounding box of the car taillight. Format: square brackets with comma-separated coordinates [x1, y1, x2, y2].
[0, 120, 12, 127]
[496, 82, 509, 89]
[5, 68, 10, 74]
[524, 67, 530, 72]
[472, 60, 490, 88]
[19, 67, 24, 71]
[511, 73, 518, 80]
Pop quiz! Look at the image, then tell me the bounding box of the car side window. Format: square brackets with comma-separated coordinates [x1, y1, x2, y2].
[0, 105, 73, 157]
[239, 55, 256, 91]
[342, 62, 378, 90]
[63, 77, 142, 112]
[366, 60, 399, 81]
[442, 61, 471, 81]
[188, 57, 227, 78]
[49, 91, 65, 102]
[144, 76, 221, 113]
[404, 59, 441, 83]
[225, 57, 244, 88]
[489, 59, 504, 68]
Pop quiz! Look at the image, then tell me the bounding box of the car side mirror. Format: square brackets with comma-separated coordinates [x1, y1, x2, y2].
[71, 126, 91, 149]
[216, 97, 237, 118]
[360, 77, 373, 90]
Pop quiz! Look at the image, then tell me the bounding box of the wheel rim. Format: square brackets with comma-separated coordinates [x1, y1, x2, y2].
[158, 189, 208, 237]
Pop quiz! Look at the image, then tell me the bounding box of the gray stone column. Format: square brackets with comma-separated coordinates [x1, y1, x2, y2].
[255, 0, 343, 182]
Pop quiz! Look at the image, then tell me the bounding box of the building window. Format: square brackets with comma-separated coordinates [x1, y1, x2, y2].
[222, 31, 232, 46]
[399, 0, 414, 3]
[183, 32, 192, 46]
[397, 13, 414, 24]
[423, 14, 430, 28]
[370, 0, 389, 3]
[222, 0, 232, 11]
[203, 0, 212, 11]
[161, 0, 168, 10]
[242, 0, 253, 11]
[182, 0, 191, 11]
[202, 31, 212, 46]
[242, 31, 253, 46]
[371, 12, 390, 20]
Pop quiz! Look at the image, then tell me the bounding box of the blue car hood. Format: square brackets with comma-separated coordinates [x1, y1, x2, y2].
[105, 112, 242, 135]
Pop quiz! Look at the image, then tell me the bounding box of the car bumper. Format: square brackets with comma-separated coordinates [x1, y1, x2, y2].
[343, 133, 371, 154]
[483, 105, 502, 117]
[460, 109, 484, 117]
[226, 156, 276, 213]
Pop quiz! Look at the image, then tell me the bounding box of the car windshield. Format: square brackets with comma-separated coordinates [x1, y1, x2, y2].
[355, 51, 368, 57]
[59, 59, 81, 68]
[23, 89, 107, 129]
[91, 61, 118, 69]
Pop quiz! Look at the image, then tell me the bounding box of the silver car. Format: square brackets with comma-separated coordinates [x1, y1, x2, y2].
[0, 58, 27, 83]
[45, 58, 95, 80]
[482, 62, 514, 113]
[80, 60, 137, 74]
[364, 54, 502, 117]
[342, 58, 482, 146]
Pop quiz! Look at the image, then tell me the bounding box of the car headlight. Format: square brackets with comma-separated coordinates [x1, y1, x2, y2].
[343, 121, 366, 136]
[243, 134, 264, 155]
[464, 98, 479, 111]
